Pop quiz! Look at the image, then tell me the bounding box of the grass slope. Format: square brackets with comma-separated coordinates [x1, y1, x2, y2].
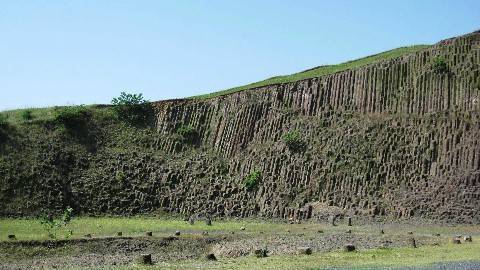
[0, 44, 429, 122]
[191, 45, 429, 99]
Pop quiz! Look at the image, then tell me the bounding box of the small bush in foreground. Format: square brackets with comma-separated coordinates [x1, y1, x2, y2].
[40, 207, 74, 239]
[244, 170, 262, 191]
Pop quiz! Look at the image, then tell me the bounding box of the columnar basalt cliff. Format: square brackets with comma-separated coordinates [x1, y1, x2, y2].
[1, 31, 479, 223]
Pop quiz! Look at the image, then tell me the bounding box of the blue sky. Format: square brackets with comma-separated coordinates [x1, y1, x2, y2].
[0, 0, 479, 110]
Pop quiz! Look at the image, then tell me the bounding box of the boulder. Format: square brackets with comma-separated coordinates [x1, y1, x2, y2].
[344, 244, 355, 252]
[205, 253, 217, 261]
[137, 254, 153, 265]
[254, 249, 268, 258]
[298, 247, 312, 255]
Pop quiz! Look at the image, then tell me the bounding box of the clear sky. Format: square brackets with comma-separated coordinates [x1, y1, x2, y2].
[0, 0, 479, 110]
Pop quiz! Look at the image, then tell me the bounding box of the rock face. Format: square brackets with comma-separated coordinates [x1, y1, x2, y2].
[1, 31, 479, 223]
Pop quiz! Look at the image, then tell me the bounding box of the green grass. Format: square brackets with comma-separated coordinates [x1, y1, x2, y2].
[191, 45, 430, 99]
[0, 107, 58, 124]
[0, 105, 113, 126]
[0, 217, 325, 240]
[1, 217, 478, 241]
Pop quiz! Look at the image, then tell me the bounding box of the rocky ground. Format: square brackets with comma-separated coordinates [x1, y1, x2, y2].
[1, 219, 479, 270]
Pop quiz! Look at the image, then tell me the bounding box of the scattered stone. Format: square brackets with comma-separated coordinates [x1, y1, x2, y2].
[146, 231, 153, 237]
[434, 233, 440, 237]
[409, 238, 417, 248]
[452, 238, 461, 244]
[117, 232, 122, 237]
[407, 231, 413, 235]
[84, 234, 92, 238]
[347, 217, 352, 226]
[174, 230, 181, 236]
[7, 234, 15, 240]
[346, 229, 351, 234]
[230, 231, 235, 234]
[254, 249, 268, 258]
[344, 244, 355, 252]
[317, 230, 324, 233]
[137, 253, 152, 265]
[240, 227, 246, 231]
[202, 231, 209, 235]
[380, 229, 384, 234]
[464, 236, 472, 242]
[205, 253, 217, 261]
[298, 247, 312, 255]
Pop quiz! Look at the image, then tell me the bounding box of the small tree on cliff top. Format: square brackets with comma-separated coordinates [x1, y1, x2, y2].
[111, 91, 151, 125]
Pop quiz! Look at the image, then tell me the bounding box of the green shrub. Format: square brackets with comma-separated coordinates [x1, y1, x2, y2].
[21, 109, 33, 121]
[244, 170, 262, 191]
[54, 105, 90, 129]
[0, 113, 7, 127]
[115, 171, 126, 182]
[176, 125, 198, 144]
[111, 92, 151, 125]
[432, 57, 448, 74]
[40, 207, 74, 239]
[0, 114, 8, 145]
[281, 130, 306, 152]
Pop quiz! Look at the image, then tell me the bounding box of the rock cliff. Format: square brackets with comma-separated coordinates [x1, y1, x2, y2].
[1, 31, 479, 223]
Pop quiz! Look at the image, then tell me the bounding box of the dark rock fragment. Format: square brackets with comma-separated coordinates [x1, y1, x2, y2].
[137, 253, 153, 265]
[205, 253, 217, 261]
[254, 248, 268, 258]
[344, 244, 355, 252]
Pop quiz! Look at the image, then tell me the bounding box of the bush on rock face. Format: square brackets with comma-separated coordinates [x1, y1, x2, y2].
[432, 57, 448, 74]
[244, 170, 262, 191]
[176, 125, 199, 144]
[281, 130, 306, 152]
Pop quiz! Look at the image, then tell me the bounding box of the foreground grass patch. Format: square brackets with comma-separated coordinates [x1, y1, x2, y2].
[0, 217, 323, 240]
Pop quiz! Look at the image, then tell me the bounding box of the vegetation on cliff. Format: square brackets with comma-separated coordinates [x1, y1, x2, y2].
[192, 45, 429, 99]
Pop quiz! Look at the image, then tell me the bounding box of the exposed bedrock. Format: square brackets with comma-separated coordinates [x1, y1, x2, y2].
[1, 31, 479, 223]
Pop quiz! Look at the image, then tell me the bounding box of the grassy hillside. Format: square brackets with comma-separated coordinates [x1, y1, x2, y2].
[191, 45, 430, 99]
[0, 44, 429, 122]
